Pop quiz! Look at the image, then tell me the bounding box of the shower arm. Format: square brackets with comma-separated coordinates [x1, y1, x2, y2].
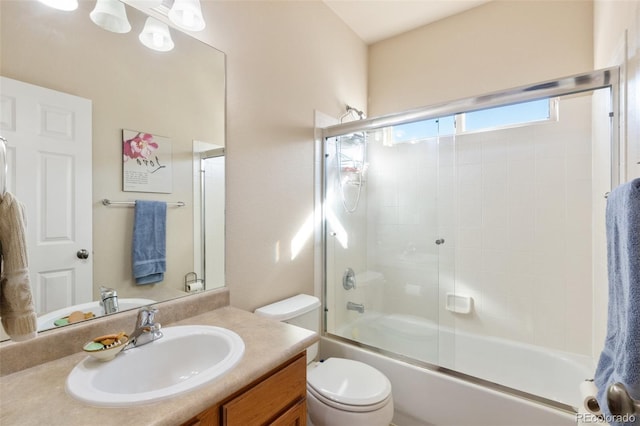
[339, 105, 366, 123]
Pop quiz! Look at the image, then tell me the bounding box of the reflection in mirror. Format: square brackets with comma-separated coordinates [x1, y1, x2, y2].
[193, 142, 225, 291]
[0, 0, 225, 340]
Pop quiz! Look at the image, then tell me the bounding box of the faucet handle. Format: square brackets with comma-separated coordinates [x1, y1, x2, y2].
[136, 306, 158, 326]
[146, 307, 158, 324]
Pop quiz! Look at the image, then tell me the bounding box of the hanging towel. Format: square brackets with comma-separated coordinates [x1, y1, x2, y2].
[0, 192, 37, 341]
[132, 200, 167, 285]
[595, 178, 640, 426]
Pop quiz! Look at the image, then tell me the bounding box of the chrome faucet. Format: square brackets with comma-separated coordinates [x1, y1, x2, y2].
[347, 301, 365, 314]
[126, 307, 162, 349]
[99, 286, 119, 315]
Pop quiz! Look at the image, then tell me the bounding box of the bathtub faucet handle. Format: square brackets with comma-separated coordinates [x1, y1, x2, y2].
[343, 268, 356, 290]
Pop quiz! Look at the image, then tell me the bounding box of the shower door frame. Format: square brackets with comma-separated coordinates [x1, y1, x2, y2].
[319, 67, 621, 413]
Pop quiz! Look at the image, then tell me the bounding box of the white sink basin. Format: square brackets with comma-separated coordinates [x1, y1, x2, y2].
[66, 325, 245, 407]
[37, 298, 156, 331]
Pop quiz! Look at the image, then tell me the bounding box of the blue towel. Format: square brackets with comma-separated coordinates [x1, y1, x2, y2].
[132, 200, 167, 285]
[595, 178, 640, 426]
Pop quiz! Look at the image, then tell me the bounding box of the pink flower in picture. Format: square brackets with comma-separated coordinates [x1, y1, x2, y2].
[123, 132, 159, 162]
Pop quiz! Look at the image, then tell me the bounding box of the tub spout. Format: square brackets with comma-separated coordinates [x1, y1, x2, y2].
[347, 301, 365, 314]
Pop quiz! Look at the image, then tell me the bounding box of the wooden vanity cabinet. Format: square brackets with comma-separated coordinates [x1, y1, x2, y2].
[181, 352, 307, 426]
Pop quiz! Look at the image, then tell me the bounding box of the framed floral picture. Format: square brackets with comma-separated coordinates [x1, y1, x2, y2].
[122, 129, 173, 193]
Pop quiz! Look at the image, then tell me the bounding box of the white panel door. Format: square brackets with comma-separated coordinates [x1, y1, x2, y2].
[0, 76, 92, 314]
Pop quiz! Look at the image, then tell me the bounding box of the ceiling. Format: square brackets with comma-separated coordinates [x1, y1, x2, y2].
[323, 0, 491, 44]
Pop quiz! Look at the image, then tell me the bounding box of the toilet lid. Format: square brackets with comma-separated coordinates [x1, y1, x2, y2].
[307, 358, 392, 406]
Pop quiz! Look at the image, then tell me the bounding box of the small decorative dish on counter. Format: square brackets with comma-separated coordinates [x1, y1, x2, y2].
[54, 310, 96, 327]
[83, 332, 129, 361]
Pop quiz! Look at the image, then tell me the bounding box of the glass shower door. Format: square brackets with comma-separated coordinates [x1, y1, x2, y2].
[324, 117, 453, 366]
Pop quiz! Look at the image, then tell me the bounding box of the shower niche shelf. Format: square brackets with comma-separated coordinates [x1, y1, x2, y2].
[445, 293, 473, 314]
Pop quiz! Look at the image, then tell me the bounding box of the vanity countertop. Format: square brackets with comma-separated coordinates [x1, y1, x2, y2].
[0, 306, 318, 426]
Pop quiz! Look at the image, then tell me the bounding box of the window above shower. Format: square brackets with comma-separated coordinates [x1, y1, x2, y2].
[459, 97, 557, 133]
[373, 97, 558, 146]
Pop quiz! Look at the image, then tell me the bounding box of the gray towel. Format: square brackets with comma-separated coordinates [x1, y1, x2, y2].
[595, 178, 640, 426]
[132, 200, 166, 285]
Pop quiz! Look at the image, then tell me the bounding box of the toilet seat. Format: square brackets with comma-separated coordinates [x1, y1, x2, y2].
[307, 358, 392, 413]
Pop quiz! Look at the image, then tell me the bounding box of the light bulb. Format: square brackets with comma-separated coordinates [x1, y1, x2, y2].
[139, 17, 174, 52]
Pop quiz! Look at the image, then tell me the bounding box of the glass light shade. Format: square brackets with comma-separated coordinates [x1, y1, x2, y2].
[37, 0, 79, 11]
[139, 17, 175, 52]
[168, 0, 206, 32]
[90, 0, 131, 34]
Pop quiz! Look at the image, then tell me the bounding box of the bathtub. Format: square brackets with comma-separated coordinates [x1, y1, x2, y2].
[325, 313, 593, 425]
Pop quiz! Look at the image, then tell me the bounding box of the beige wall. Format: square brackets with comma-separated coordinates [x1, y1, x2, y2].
[368, 0, 594, 116]
[195, 1, 368, 311]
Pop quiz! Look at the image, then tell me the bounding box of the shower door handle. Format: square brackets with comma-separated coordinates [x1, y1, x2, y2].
[435, 239, 445, 245]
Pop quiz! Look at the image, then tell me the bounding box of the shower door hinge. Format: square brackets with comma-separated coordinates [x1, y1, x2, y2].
[609, 112, 614, 117]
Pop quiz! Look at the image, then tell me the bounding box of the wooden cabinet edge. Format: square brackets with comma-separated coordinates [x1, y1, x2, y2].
[181, 352, 307, 426]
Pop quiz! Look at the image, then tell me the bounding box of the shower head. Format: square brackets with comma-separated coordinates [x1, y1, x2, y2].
[340, 104, 366, 123]
[347, 105, 366, 120]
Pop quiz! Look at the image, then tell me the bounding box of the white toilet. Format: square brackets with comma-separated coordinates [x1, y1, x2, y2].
[255, 294, 394, 426]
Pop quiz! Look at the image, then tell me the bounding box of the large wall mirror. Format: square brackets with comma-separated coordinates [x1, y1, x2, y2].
[0, 0, 225, 340]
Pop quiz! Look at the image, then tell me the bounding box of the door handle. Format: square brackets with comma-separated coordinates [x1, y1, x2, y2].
[76, 249, 90, 259]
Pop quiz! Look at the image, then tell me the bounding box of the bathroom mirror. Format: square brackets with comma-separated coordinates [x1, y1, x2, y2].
[0, 0, 225, 340]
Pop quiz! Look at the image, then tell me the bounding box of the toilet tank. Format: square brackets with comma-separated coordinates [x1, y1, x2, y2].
[255, 294, 321, 362]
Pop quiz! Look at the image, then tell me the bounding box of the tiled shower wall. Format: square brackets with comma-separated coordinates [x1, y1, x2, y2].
[446, 94, 593, 356]
[366, 93, 594, 356]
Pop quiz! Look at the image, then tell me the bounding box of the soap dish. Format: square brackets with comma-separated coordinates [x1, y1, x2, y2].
[83, 332, 129, 361]
[55, 310, 96, 327]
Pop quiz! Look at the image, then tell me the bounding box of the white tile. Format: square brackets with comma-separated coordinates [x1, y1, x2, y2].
[457, 184, 482, 228]
[455, 248, 482, 285]
[535, 157, 566, 188]
[481, 226, 508, 251]
[533, 296, 567, 351]
[505, 252, 536, 278]
[482, 190, 508, 229]
[456, 138, 482, 165]
[566, 154, 592, 181]
[507, 158, 535, 187]
[458, 164, 482, 185]
[482, 249, 511, 275]
[507, 138, 536, 162]
[481, 137, 507, 164]
[377, 205, 399, 224]
[457, 226, 482, 249]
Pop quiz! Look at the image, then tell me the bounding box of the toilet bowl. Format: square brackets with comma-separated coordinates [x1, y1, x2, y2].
[255, 294, 394, 426]
[306, 357, 393, 426]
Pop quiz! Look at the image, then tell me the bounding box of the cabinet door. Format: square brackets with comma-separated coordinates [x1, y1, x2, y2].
[270, 399, 306, 426]
[223, 354, 306, 426]
[181, 403, 220, 426]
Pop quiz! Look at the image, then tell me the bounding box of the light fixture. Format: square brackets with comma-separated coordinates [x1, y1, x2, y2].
[37, 0, 79, 11]
[90, 0, 131, 34]
[139, 17, 175, 52]
[168, 0, 205, 32]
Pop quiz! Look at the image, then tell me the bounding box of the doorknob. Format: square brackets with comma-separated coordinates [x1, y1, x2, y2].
[76, 249, 90, 259]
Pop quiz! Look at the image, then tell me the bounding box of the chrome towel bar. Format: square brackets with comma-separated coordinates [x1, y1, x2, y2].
[101, 198, 185, 207]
